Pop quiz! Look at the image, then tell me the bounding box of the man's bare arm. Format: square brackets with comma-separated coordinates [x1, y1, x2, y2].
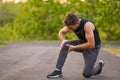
[67, 22, 95, 52]
[76, 22, 95, 49]
[58, 26, 71, 41]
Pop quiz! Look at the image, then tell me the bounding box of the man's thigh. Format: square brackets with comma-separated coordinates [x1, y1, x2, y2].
[64, 40, 86, 46]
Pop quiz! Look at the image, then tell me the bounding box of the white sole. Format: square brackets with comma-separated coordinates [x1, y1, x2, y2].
[47, 74, 63, 79]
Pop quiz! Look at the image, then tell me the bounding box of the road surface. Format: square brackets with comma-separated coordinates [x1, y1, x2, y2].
[0, 42, 120, 80]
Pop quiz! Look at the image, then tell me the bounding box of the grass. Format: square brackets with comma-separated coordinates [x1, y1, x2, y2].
[103, 45, 120, 56]
[0, 40, 7, 46]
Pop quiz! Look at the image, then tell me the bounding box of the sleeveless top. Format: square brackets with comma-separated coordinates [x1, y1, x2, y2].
[73, 18, 101, 47]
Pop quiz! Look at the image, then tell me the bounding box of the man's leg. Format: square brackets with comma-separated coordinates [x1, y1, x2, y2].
[56, 40, 82, 70]
[82, 45, 103, 78]
[47, 40, 82, 78]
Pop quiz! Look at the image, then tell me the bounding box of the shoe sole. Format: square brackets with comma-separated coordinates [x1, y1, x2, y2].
[47, 74, 63, 79]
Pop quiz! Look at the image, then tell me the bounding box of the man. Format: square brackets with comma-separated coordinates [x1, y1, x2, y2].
[47, 12, 104, 78]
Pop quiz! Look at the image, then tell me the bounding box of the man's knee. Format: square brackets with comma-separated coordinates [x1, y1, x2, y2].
[62, 41, 69, 48]
[82, 73, 92, 78]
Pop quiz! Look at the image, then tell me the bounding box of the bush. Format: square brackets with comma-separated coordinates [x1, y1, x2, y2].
[0, 0, 120, 41]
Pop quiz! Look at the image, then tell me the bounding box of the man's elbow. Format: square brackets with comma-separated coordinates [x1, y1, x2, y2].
[91, 44, 95, 48]
[58, 29, 61, 35]
[58, 29, 62, 34]
[88, 42, 95, 48]
[58, 30, 65, 36]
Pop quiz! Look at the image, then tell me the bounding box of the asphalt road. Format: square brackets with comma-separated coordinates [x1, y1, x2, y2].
[0, 42, 120, 80]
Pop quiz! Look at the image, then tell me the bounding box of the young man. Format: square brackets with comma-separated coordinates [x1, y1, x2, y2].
[47, 12, 104, 78]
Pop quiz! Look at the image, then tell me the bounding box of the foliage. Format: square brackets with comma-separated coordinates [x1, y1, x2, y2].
[0, 40, 6, 45]
[0, 0, 120, 41]
[99, 0, 120, 40]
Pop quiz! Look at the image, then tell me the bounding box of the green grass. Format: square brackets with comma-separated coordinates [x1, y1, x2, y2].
[0, 40, 7, 45]
[103, 46, 120, 56]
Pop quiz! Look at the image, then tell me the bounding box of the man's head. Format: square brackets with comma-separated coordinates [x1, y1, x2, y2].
[63, 12, 80, 30]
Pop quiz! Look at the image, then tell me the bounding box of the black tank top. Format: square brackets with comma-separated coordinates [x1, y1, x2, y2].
[73, 18, 101, 47]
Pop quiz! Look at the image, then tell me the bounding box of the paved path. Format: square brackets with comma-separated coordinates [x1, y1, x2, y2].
[0, 42, 120, 80]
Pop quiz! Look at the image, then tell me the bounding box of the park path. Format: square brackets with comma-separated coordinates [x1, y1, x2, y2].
[0, 42, 120, 80]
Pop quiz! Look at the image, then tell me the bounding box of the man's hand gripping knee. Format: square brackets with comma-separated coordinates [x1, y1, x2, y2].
[60, 40, 68, 50]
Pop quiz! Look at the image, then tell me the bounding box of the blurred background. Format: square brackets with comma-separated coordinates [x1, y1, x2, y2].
[0, 0, 120, 43]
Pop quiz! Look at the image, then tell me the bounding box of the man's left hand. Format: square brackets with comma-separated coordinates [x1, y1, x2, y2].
[66, 44, 76, 53]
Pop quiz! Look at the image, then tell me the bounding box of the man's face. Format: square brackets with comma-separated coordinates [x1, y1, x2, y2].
[67, 22, 79, 30]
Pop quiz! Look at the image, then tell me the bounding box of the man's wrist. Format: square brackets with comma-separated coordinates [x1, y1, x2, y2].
[74, 45, 81, 50]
